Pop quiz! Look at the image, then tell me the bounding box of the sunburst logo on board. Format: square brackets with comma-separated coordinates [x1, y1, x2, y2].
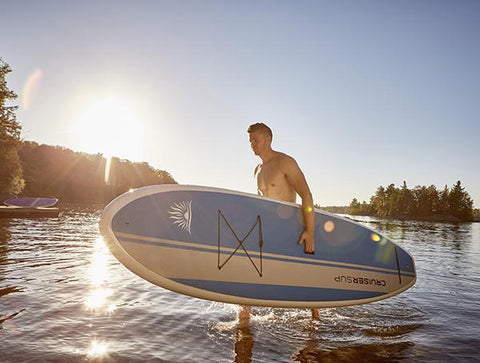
[168, 201, 192, 234]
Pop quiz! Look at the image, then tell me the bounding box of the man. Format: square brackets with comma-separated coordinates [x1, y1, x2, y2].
[244, 122, 319, 320]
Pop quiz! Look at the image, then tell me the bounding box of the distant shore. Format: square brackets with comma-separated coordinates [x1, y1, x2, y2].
[321, 206, 480, 223]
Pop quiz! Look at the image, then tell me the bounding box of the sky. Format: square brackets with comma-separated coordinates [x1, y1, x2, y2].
[1, 0, 479, 207]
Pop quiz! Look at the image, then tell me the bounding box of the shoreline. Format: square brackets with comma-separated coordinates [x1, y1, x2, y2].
[321, 207, 479, 223]
[348, 213, 479, 224]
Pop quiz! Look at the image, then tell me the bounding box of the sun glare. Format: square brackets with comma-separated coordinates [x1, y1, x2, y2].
[84, 237, 116, 312]
[87, 339, 108, 357]
[70, 96, 144, 160]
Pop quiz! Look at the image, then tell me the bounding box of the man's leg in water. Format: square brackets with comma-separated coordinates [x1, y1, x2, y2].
[239, 306, 251, 327]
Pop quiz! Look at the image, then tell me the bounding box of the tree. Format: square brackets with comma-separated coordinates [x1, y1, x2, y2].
[437, 185, 450, 215]
[413, 185, 439, 217]
[349, 198, 361, 214]
[384, 183, 399, 217]
[0, 58, 24, 195]
[370, 186, 386, 217]
[448, 181, 474, 221]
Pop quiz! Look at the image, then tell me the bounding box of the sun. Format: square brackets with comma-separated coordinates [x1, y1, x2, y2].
[70, 96, 144, 160]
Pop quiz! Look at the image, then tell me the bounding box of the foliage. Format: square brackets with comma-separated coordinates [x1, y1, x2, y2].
[348, 198, 374, 216]
[349, 181, 475, 222]
[319, 205, 350, 214]
[18, 141, 176, 204]
[0, 58, 24, 195]
[474, 209, 480, 222]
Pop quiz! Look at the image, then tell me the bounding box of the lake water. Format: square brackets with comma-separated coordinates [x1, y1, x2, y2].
[1, 207, 479, 362]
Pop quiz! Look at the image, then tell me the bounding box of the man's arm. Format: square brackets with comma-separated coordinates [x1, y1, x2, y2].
[284, 157, 315, 254]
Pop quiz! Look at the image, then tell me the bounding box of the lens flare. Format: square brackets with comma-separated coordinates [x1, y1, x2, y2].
[104, 156, 112, 185]
[22, 69, 43, 110]
[324, 220, 335, 233]
[375, 240, 394, 265]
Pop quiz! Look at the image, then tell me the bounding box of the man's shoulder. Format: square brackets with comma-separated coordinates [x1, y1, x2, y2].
[276, 152, 298, 165]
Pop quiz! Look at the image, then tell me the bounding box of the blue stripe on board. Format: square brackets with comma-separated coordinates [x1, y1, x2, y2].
[172, 278, 385, 302]
[118, 235, 416, 278]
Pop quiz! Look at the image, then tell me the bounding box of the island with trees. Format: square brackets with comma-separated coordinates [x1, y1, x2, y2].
[347, 181, 477, 223]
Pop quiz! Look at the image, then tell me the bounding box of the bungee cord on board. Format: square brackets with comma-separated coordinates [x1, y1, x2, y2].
[217, 210, 264, 277]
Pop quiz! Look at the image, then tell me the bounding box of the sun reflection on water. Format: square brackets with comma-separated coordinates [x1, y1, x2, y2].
[87, 339, 108, 357]
[82, 238, 115, 359]
[85, 288, 113, 309]
[85, 237, 116, 312]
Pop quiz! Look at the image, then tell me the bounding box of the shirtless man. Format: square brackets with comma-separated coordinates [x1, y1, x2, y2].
[242, 122, 319, 320]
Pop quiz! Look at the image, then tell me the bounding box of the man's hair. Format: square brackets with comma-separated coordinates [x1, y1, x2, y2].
[247, 123, 273, 139]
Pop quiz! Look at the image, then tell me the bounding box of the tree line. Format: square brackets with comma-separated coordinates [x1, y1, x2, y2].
[1, 58, 176, 204]
[349, 181, 476, 222]
[17, 141, 176, 204]
[0, 58, 24, 196]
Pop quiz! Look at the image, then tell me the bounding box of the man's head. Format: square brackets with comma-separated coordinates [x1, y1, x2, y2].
[247, 122, 273, 156]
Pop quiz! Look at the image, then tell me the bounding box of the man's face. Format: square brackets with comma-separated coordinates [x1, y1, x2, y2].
[249, 131, 270, 156]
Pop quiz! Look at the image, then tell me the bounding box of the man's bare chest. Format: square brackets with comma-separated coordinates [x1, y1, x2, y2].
[256, 163, 288, 189]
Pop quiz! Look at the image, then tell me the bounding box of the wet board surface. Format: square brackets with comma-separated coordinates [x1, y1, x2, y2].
[100, 185, 416, 308]
[4, 197, 59, 208]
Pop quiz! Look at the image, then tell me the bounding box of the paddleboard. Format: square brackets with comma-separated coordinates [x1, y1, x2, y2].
[4, 197, 58, 208]
[100, 185, 416, 308]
